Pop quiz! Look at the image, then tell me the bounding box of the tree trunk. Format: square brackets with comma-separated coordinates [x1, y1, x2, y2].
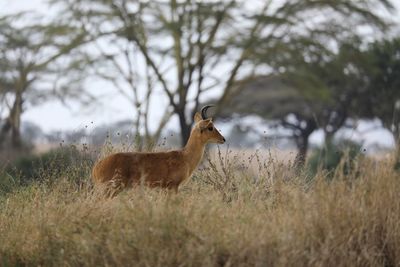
[324, 131, 335, 147]
[395, 142, 400, 171]
[0, 119, 12, 147]
[0, 91, 23, 148]
[293, 119, 317, 169]
[11, 91, 23, 148]
[394, 127, 400, 171]
[294, 133, 309, 169]
[177, 109, 191, 146]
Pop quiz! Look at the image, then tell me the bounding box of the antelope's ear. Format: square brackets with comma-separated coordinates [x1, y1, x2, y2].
[204, 118, 213, 126]
[194, 112, 202, 123]
[199, 119, 213, 131]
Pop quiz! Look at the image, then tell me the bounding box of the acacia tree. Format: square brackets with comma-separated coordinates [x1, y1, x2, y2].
[274, 39, 373, 142]
[0, 13, 91, 149]
[51, 0, 252, 144]
[50, 0, 394, 145]
[217, 74, 320, 167]
[220, 38, 391, 167]
[361, 38, 400, 168]
[228, 0, 393, 167]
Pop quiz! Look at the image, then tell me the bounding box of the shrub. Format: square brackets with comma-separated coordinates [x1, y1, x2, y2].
[307, 139, 362, 178]
[4, 146, 93, 188]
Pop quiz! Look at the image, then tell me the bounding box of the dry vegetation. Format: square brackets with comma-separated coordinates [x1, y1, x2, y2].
[0, 147, 399, 267]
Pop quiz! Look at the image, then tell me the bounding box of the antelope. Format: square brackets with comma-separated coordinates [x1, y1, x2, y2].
[92, 105, 225, 195]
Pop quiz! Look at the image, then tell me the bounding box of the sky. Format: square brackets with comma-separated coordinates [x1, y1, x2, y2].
[1, 0, 399, 148]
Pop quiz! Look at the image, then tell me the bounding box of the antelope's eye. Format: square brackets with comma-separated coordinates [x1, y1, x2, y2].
[208, 126, 213, 131]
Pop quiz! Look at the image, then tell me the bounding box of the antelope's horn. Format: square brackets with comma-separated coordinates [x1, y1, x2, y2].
[201, 105, 215, 120]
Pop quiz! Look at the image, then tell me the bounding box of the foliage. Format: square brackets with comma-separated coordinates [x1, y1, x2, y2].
[363, 38, 400, 138]
[353, 37, 400, 169]
[307, 140, 363, 178]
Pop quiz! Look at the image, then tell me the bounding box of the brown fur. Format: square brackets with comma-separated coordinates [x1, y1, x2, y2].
[92, 112, 225, 195]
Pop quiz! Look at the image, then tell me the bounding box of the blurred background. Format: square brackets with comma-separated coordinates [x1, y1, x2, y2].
[1, 0, 400, 171]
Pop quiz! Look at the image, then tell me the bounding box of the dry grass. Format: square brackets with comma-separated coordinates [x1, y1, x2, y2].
[0, 148, 399, 267]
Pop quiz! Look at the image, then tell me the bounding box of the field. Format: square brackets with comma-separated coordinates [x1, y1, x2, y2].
[0, 148, 399, 267]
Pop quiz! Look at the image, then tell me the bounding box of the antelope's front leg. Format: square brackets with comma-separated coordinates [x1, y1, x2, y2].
[164, 177, 181, 193]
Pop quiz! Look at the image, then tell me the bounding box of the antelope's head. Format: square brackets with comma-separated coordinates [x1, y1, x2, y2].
[193, 105, 226, 144]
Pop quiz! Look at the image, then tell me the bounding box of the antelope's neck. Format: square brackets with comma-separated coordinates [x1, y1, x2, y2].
[183, 135, 206, 174]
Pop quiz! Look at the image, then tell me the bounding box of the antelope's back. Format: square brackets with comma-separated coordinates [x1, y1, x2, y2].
[92, 152, 138, 184]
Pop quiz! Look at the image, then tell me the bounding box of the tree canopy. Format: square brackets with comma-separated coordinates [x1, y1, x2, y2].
[49, 0, 394, 145]
[0, 13, 91, 149]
